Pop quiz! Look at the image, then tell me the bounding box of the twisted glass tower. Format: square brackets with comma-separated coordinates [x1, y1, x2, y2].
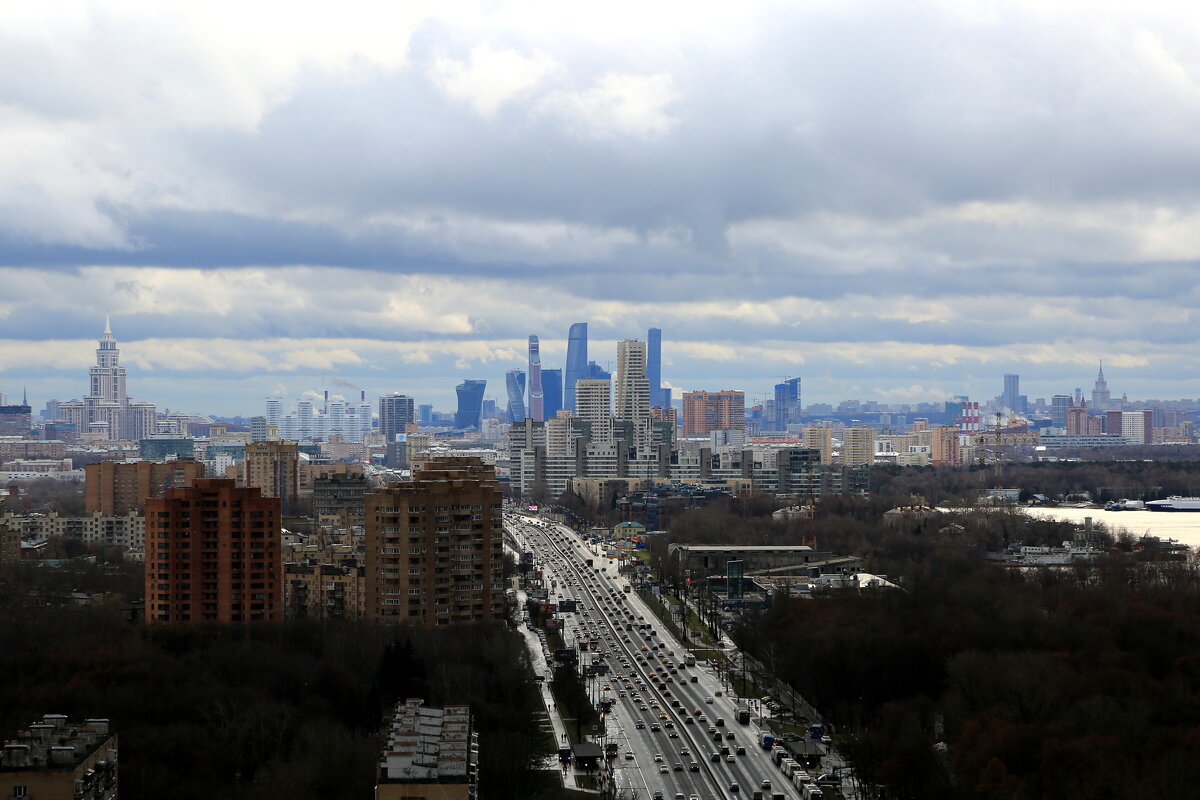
[505, 370, 526, 422]
[454, 379, 486, 429]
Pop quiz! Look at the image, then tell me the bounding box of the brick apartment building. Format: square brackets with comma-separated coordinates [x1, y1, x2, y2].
[85, 459, 205, 515]
[144, 479, 281, 624]
[365, 458, 506, 626]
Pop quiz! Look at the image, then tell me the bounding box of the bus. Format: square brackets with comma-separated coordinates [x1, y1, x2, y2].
[759, 730, 775, 749]
[808, 723, 826, 740]
[684, 654, 696, 667]
[737, 709, 752, 725]
[599, 697, 615, 713]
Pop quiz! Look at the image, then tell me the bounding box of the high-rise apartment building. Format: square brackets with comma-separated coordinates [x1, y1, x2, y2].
[85, 459, 206, 515]
[615, 339, 650, 428]
[542, 368, 563, 419]
[145, 478, 281, 623]
[575, 378, 612, 432]
[505, 371, 526, 422]
[243, 441, 300, 513]
[0, 402, 32, 436]
[250, 415, 268, 442]
[682, 390, 745, 437]
[841, 427, 876, 467]
[801, 426, 833, 464]
[454, 380, 486, 430]
[931, 425, 960, 466]
[564, 322, 588, 413]
[380, 394, 416, 440]
[527, 335, 544, 422]
[364, 458, 506, 626]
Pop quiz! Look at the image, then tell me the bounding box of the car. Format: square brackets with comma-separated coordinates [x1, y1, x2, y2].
[726, 731, 736, 740]
[684, 716, 695, 725]
[659, 713, 668, 720]
[783, 732, 800, 742]
[673, 762, 684, 772]
[653, 753, 663, 762]
[817, 773, 840, 787]
[705, 696, 714, 704]
[653, 792, 664, 800]
[821, 735, 833, 746]
[658, 764, 669, 774]
[690, 676, 699, 683]
[693, 709, 702, 716]
[624, 751, 634, 760]
[736, 746, 746, 755]
[762, 780, 772, 790]
[710, 752, 721, 762]
[651, 723, 661, 732]
[729, 782, 740, 793]
[665, 721, 675, 729]
[635, 720, 645, 729]
[726, 754, 737, 763]
[668, 730, 679, 738]
[680, 747, 691, 756]
[689, 795, 700, 800]
[715, 690, 723, 697]
[716, 718, 725, 727]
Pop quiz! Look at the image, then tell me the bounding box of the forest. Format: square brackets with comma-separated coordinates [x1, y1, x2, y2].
[0, 589, 556, 800]
[731, 550, 1200, 799]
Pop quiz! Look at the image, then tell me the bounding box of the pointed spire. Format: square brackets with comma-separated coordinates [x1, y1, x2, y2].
[104, 312, 112, 336]
[22, 386, 27, 405]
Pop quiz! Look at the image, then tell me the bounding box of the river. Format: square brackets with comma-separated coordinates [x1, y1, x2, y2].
[1021, 506, 1200, 549]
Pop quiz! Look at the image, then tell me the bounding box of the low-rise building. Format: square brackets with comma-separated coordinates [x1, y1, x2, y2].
[0, 715, 118, 800]
[376, 699, 478, 800]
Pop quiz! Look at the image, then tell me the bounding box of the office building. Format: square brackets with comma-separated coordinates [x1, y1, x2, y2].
[647, 327, 671, 409]
[1108, 409, 1154, 445]
[380, 394, 416, 440]
[364, 458, 505, 626]
[85, 459, 205, 515]
[527, 335, 544, 422]
[0, 401, 32, 436]
[1051, 395, 1071, 428]
[1003, 374, 1021, 413]
[243, 441, 301, 513]
[542, 368, 563, 420]
[773, 378, 802, 431]
[682, 390, 746, 437]
[841, 427, 876, 467]
[454, 380, 486, 430]
[564, 322, 588, 412]
[376, 699, 479, 800]
[505, 370, 526, 422]
[0, 716, 118, 800]
[145, 478, 281, 623]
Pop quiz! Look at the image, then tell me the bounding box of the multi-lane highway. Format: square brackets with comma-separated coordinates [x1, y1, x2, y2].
[508, 513, 799, 800]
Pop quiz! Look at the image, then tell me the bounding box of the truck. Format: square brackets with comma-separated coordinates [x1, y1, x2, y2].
[801, 785, 824, 800]
[623, 584, 632, 593]
[685, 654, 696, 667]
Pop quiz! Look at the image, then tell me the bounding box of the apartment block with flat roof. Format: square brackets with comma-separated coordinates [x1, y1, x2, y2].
[85, 459, 205, 515]
[145, 478, 281, 624]
[365, 458, 505, 627]
[1, 715, 118, 800]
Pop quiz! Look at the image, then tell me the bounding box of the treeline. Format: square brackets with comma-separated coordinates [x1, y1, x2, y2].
[872, 459, 1200, 505]
[732, 551, 1200, 799]
[0, 602, 553, 800]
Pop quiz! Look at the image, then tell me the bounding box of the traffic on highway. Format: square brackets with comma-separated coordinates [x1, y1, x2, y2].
[508, 513, 822, 800]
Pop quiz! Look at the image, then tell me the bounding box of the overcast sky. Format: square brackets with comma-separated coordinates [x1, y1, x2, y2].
[3, 0, 1200, 416]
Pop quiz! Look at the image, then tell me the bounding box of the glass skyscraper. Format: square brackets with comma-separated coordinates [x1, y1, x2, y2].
[542, 368, 562, 419]
[528, 335, 544, 422]
[454, 379, 487, 429]
[505, 370, 526, 422]
[647, 327, 671, 408]
[564, 322, 588, 412]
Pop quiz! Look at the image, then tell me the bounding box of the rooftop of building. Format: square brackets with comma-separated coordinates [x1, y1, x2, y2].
[0, 715, 116, 772]
[379, 699, 478, 784]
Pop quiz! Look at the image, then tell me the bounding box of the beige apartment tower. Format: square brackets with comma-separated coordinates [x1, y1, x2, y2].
[841, 427, 876, 467]
[801, 426, 834, 464]
[365, 458, 506, 627]
[243, 441, 300, 513]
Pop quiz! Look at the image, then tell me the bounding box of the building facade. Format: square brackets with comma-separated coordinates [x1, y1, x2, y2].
[365, 458, 506, 626]
[0, 716, 118, 800]
[376, 700, 478, 800]
[454, 380, 486, 430]
[380, 394, 416, 441]
[144, 479, 282, 624]
[85, 459, 205, 515]
[243, 441, 300, 513]
[564, 322, 588, 413]
[682, 390, 746, 437]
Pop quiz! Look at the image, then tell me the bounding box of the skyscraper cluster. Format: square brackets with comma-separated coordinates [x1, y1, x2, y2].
[265, 391, 373, 442]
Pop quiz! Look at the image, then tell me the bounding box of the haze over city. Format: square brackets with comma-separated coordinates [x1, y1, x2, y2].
[4, 1, 1200, 415]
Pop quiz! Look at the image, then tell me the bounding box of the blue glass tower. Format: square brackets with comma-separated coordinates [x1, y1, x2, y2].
[542, 368, 562, 419]
[648, 327, 671, 408]
[454, 379, 486, 429]
[505, 370, 526, 422]
[564, 322, 588, 412]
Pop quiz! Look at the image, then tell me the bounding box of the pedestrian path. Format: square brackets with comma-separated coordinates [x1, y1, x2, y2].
[518, 590, 584, 789]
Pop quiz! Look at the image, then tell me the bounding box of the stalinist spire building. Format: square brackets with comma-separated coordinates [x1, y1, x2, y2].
[56, 316, 157, 440]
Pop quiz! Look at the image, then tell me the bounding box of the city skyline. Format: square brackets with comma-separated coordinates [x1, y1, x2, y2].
[5, 4, 1200, 414]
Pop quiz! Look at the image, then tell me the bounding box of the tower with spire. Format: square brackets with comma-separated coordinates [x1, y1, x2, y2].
[1091, 361, 1111, 412]
[51, 316, 157, 441]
